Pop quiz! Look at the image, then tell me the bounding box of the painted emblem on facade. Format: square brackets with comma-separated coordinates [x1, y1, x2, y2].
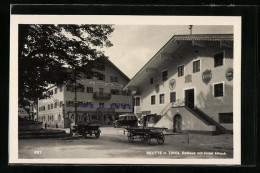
[226, 68, 233, 81]
[202, 69, 212, 85]
[155, 84, 160, 93]
[169, 78, 176, 90]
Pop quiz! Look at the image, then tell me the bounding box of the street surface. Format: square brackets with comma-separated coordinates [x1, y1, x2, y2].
[19, 127, 233, 159]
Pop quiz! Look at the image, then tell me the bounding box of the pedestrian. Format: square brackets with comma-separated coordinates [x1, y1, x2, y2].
[45, 123, 47, 129]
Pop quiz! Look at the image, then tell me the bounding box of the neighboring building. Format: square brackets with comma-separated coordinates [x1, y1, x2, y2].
[18, 104, 30, 119]
[124, 34, 233, 134]
[38, 57, 132, 128]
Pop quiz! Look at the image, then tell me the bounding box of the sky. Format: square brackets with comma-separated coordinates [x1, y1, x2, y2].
[104, 25, 233, 79]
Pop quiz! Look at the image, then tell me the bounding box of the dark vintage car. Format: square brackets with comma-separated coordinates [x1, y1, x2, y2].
[70, 122, 101, 138]
[114, 113, 138, 128]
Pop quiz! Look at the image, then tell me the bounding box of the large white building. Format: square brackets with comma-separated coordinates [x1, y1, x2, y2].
[38, 57, 132, 128]
[124, 34, 233, 134]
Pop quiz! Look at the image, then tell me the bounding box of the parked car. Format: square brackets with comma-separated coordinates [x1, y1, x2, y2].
[114, 113, 138, 128]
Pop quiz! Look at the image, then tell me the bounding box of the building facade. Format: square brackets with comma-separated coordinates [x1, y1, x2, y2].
[124, 34, 233, 134]
[38, 58, 132, 128]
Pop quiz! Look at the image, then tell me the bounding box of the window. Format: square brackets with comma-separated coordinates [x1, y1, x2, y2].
[97, 73, 105, 81]
[178, 65, 184, 77]
[214, 52, 224, 67]
[51, 104, 53, 109]
[48, 104, 50, 110]
[219, 113, 233, 123]
[83, 102, 94, 108]
[159, 94, 165, 104]
[60, 101, 63, 107]
[111, 89, 120, 95]
[49, 90, 53, 95]
[99, 88, 104, 94]
[66, 101, 74, 107]
[54, 88, 57, 94]
[193, 60, 200, 73]
[58, 114, 61, 121]
[110, 76, 118, 82]
[96, 63, 105, 71]
[214, 83, 224, 97]
[162, 70, 168, 81]
[78, 85, 85, 92]
[135, 97, 140, 106]
[87, 87, 93, 93]
[54, 102, 57, 108]
[99, 103, 104, 108]
[151, 95, 155, 105]
[66, 85, 73, 91]
[84, 73, 93, 79]
[59, 86, 63, 92]
[150, 77, 154, 84]
[170, 92, 176, 103]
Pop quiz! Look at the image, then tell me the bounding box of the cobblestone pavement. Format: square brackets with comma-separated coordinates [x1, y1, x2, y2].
[18, 127, 233, 159]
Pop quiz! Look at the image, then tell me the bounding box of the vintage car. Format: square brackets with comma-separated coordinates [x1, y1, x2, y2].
[113, 113, 138, 128]
[70, 122, 101, 138]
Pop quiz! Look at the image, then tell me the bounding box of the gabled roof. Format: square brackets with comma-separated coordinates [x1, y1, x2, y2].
[124, 34, 233, 89]
[101, 57, 130, 82]
[173, 34, 233, 41]
[45, 57, 130, 91]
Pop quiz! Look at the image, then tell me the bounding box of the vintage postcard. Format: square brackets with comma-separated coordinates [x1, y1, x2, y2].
[9, 15, 241, 164]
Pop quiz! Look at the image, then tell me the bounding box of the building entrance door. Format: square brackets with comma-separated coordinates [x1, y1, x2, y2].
[185, 89, 194, 108]
[173, 114, 182, 132]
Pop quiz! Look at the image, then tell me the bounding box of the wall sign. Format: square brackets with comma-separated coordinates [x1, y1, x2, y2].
[226, 68, 233, 81]
[155, 84, 160, 93]
[169, 78, 176, 90]
[202, 69, 212, 85]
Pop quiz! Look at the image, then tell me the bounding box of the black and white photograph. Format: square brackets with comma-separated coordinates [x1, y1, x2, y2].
[9, 15, 241, 164]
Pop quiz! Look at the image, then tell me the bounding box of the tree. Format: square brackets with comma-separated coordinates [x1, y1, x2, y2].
[18, 24, 114, 103]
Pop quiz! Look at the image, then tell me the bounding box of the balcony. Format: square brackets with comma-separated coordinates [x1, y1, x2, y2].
[93, 92, 111, 100]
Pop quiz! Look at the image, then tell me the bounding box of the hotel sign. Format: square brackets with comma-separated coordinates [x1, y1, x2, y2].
[202, 69, 212, 85]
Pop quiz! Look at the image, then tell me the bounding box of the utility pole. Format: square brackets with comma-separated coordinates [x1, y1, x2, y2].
[74, 74, 78, 125]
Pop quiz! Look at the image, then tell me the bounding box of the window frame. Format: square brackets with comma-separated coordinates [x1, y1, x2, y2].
[193, 60, 200, 73]
[159, 94, 165, 104]
[162, 70, 168, 81]
[213, 82, 224, 97]
[151, 95, 156, 105]
[135, 97, 141, 106]
[86, 86, 94, 93]
[214, 51, 225, 68]
[170, 92, 176, 103]
[177, 64, 185, 77]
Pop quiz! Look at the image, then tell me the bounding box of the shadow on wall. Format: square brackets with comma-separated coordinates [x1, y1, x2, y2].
[197, 83, 233, 109]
